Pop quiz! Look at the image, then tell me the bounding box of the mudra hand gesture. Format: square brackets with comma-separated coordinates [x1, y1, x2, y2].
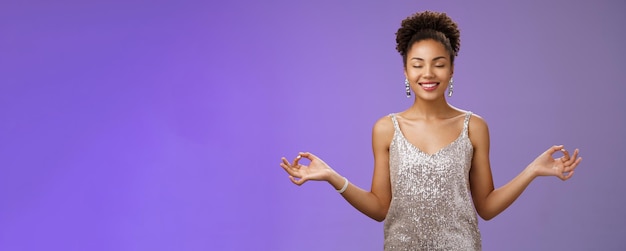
[530, 145, 582, 181]
[280, 152, 334, 185]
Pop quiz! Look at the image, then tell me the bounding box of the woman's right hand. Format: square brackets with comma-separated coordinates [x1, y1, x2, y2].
[280, 152, 336, 185]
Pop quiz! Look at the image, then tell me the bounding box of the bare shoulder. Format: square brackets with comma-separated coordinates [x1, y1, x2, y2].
[372, 115, 395, 146]
[468, 112, 490, 145]
[468, 113, 488, 130]
[373, 115, 395, 135]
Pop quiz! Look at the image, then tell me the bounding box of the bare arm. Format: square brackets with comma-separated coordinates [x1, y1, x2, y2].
[468, 115, 582, 220]
[279, 116, 394, 221]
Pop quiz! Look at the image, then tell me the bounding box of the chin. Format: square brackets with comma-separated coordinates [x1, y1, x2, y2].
[415, 93, 445, 101]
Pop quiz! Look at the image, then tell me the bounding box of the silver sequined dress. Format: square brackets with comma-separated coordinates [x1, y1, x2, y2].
[384, 112, 481, 250]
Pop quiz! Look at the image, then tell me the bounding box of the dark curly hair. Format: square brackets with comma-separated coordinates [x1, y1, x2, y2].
[395, 11, 460, 67]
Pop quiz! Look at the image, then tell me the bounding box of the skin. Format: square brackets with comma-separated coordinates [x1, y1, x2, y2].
[280, 38, 582, 222]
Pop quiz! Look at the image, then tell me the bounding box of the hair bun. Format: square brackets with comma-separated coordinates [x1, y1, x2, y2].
[395, 11, 460, 58]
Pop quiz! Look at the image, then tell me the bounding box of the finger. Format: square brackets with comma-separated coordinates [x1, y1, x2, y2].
[281, 161, 303, 176]
[560, 149, 571, 162]
[298, 152, 318, 161]
[564, 149, 579, 166]
[559, 170, 574, 181]
[280, 163, 299, 176]
[564, 157, 583, 172]
[557, 166, 571, 181]
[289, 175, 307, 186]
[281, 157, 291, 166]
[292, 154, 303, 167]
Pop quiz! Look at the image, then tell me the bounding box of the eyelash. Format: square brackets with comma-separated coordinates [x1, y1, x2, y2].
[413, 65, 445, 68]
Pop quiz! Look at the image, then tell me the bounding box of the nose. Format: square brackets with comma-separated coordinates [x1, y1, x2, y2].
[422, 66, 435, 78]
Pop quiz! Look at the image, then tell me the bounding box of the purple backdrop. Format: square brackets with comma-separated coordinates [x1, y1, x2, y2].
[1, 0, 624, 250]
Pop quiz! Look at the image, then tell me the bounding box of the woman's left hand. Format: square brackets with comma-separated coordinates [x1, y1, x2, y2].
[530, 145, 582, 181]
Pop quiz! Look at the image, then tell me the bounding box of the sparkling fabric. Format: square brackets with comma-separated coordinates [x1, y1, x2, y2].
[384, 112, 481, 251]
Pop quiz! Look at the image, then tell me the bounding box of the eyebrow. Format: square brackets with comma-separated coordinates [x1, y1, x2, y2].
[410, 56, 448, 61]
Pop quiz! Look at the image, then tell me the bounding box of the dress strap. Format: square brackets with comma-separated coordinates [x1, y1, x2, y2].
[389, 113, 401, 132]
[463, 111, 473, 136]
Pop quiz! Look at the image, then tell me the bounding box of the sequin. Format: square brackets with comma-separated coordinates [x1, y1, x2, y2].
[384, 112, 481, 250]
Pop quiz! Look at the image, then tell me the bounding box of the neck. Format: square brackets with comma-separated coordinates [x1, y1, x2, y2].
[405, 98, 455, 120]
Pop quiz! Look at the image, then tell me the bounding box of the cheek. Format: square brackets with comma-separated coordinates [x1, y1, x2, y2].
[436, 68, 453, 77]
[405, 68, 421, 79]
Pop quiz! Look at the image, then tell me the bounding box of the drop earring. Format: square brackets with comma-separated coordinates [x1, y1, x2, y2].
[448, 78, 454, 97]
[405, 79, 411, 98]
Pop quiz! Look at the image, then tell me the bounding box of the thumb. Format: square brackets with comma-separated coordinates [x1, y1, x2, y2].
[545, 145, 564, 156]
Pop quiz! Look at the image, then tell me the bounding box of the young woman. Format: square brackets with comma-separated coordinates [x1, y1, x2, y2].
[279, 11, 582, 250]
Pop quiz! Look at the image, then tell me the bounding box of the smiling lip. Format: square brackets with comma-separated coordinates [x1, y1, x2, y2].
[419, 82, 439, 91]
